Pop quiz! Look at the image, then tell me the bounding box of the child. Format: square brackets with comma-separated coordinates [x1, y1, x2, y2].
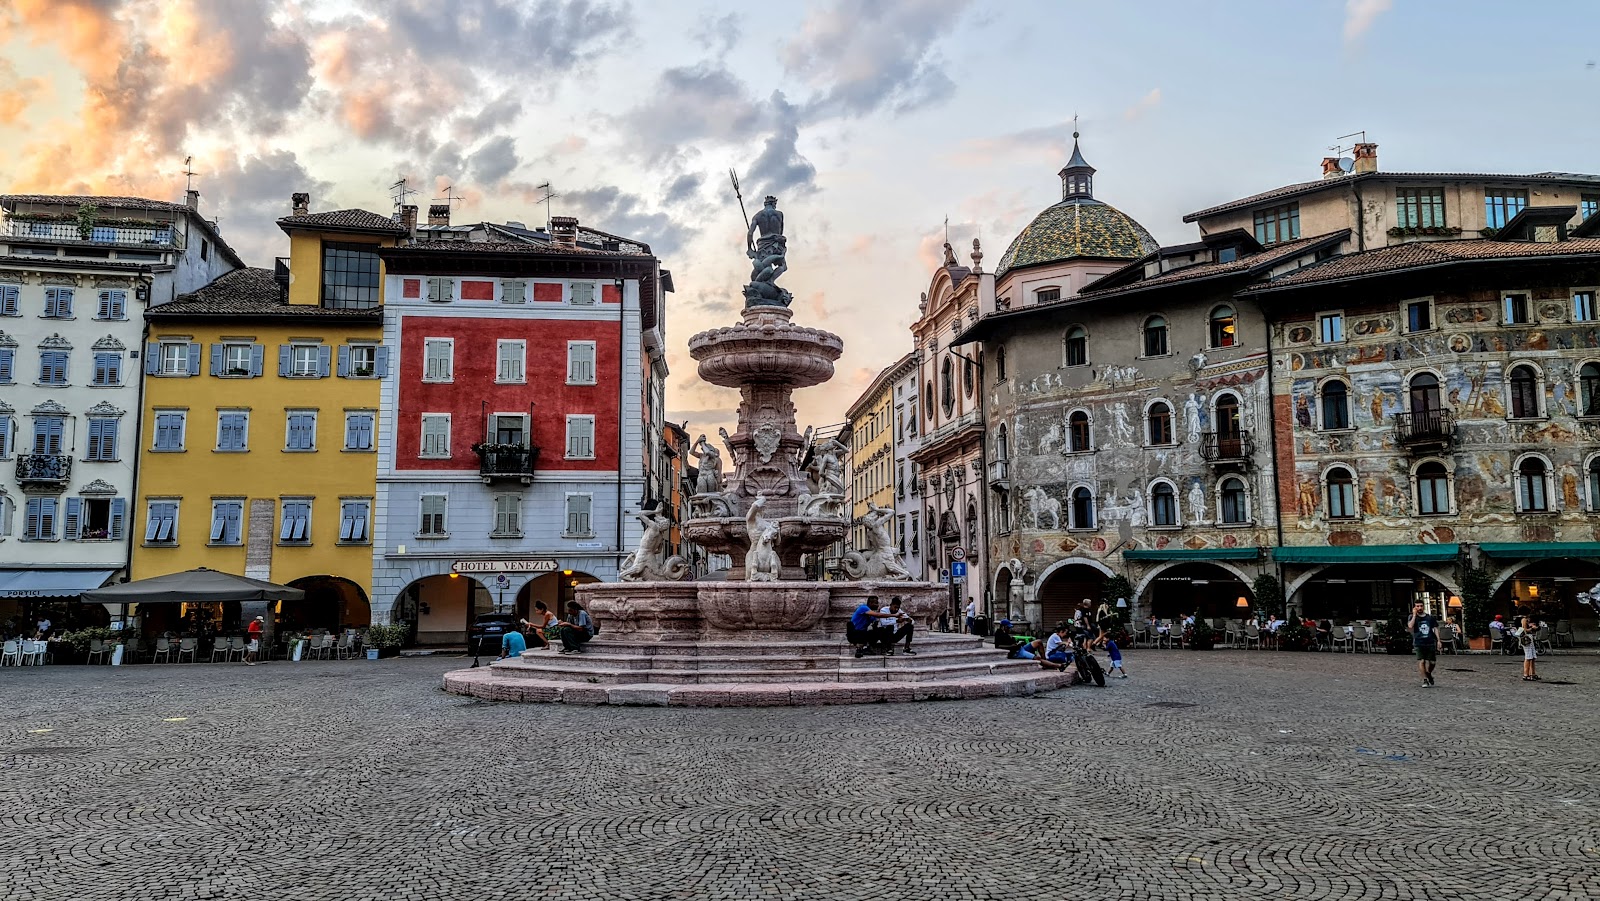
[1517, 616, 1540, 681]
[1105, 638, 1127, 678]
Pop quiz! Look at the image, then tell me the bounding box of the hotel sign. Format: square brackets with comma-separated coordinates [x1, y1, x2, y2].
[450, 559, 560, 574]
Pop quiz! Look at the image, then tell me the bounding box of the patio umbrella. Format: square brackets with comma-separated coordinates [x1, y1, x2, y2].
[80, 567, 306, 604]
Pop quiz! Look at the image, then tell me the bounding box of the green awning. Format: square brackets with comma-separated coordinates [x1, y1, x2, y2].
[1123, 548, 1263, 561]
[1478, 542, 1600, 559]
[1273, 544, 1459, 564]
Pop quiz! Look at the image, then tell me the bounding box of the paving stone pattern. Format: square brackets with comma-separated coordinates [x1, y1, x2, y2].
[2, 651, 1597, 900]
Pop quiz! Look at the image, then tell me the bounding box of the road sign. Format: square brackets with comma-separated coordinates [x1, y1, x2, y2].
[951, 561, 968, 578]
[951, 547, 966, 561]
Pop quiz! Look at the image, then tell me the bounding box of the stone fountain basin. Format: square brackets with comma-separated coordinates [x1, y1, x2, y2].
[688, 320, 843, 389]
[682, 515, 846, 557]
[579, 579, 949, 639]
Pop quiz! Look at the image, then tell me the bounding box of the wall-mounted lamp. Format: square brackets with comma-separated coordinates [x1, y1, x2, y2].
[1235, 597, 1249, 608]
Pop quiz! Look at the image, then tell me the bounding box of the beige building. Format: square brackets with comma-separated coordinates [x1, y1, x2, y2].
[846, 353, 914, 553]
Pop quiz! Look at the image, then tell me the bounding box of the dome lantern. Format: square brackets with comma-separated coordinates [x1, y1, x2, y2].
[1058, 132, 1095, 201]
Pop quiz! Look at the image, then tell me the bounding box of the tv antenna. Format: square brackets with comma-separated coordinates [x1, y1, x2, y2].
[390, 178, 417, 213]
[1328, 130, 1368, 155]
[535, 182, 558, 231]
[182, 156, 199, 193]
[434, 185, 465, 211]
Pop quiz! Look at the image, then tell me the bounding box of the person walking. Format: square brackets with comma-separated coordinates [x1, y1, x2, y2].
[1515, 616, 1540, 681]
[964, 599, 977, 635]
[244, 615, 264, 665]
[1105, 638, 1127, 678]
[1407, 602, 1439, 687]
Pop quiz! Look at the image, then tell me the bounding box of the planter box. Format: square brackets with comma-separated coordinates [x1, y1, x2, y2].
[366, 649, 380, 660]
[376, 647, 399, 659]
[1468, 636, 1490, 650]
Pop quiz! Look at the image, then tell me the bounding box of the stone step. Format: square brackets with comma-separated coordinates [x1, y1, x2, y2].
[511, 642, 1008, 673]
[533, 633, 992, 659]
[489, 653, 1041, 686]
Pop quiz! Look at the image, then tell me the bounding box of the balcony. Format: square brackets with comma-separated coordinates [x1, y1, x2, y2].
[988, 458, 1010, 491]
[1199, 431, 1255, 466]
[474, 444, 539, 484]
[1394, 410, 1455, 450]
[16, 454, 71, 490]
[6, 219, 180, 248]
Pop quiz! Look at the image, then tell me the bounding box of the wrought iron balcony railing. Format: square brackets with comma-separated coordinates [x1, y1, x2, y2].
[7, 220, 180, 247]
[17, 454, 71, 488]
[474, 445, 539, 484]
[1199, 431, 1255, 463]
[1394, 410, 1455, 447]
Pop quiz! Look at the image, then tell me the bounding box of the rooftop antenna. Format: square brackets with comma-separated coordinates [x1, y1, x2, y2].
[390, 178, 416, 214]
[434, 185, 465, 209]
[182, 156, 198, 193]
[1329, 130, 1368, 155]
[535, 182, 558, 232]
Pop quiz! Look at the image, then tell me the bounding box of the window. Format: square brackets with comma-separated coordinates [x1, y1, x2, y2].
[217, 411, 249, 451]
[1484, 189, 1528, 229]
[419, 495, 448, 536]
[423, 339, 453, 381]
[1320, 381, 1350, 430]
[322, 242, 382, 309]
[497, 340, 526, 383]
[1071, 486, 1095, 529]
[570, 281, 596, 306]
[339, 500, 370, 543]
[1147, 402, 1173, 445]
[92, 352, 120, 386]
[1415, 462, 1451, 515]
[1215, 394, 1242, 442]
[1035, 287, 1060, 304]
[1068, 410, 1092, 453]
[1219, 477, 1248, 524]
[158, 341, 193, 375]
[1502, 293, 1530, 325]
[153, 411, 186, 451]
[940, 357, 954, 415]
[68, 497, 117, 541]
[145, 500, 178, 543]
[0, 284, 16, 316]
[1318, 313, 1344, 344]
[344, 412, 374, 451]
[567, 341, 596, 385]
[493, 494, 521, 537]
[0, 347, 11, 383]
[963, 357, 974, 397]
[43, 287, 73, 318]
[1583, 194, 1600, 222]
[1406, 300, 1433, 333]
[494, 414, 527, 446]
[1575, 291, 1597, 323]
[565, 493, 593, 536]
[1209, 306, 1237, 348]
[340, 344, 380, 378]
[285, 411, 317, 451]
[0, 493, 11, 536]
[1064, 326, 1088, 366]
[1151, 482, 1177, 527]
[217, 342, 257, 377]
[1589, 457, 1600, 511]
[288, 343, 324, 378]
[38, 350, 68, 385]
[24, 497, 57, 541]
[995, 424, 1010, 462]
[502, 280, 527, 304]
[425, 276, 454, 303]
[565, 415, 595, 459]
[1409, 372, 1442, 413]
[1517, 457, 1549, 513]
[1396, 188, 1445, 229]
[1582, 363, 1600, 416]
[1508, 365, 1540, 419]
[209, 500, 243, 545]
[279, 500, 311, 543]
[32, 416, 64, 454]
[96, 290, 126, 320]
[995, 345, 1007, 381]
[200, 239, 210, 261]
[1142, 316, 1168, 357]
[420, 414, 451, 457]
[85, 418, 118, 461]
[1327, 467, 1356, 519]
[1253, 202, 1300, 244]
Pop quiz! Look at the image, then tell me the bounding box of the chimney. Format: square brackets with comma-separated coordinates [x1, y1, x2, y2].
[399, 204, 418, 237]
[550, 215, 579, 249]
[1352, 142, 1378, 175]
[291, 192, 310, 216]
[1321, 157, 1344, 179]
[186, 189, 200, 210]
[428, 203, 451, 226]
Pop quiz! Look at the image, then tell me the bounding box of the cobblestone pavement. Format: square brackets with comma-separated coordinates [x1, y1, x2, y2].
[2, 649, 1597, 900]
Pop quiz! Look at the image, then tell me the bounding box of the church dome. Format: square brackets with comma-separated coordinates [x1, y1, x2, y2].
[995, 137, 1159, 278]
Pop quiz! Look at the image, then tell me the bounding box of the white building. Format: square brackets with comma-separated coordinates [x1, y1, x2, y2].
[891, 356, 925, 585]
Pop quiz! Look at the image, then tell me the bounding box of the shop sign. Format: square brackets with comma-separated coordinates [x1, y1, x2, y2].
[450, 559, 560, 574]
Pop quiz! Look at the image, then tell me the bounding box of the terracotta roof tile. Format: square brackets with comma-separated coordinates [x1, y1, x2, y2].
[1075, 231, 1349, 299]
[396, 240, 648, 257]
[1241, 238, 1600, 293]
[147, 268, 381, 319]
[1184, 171, 1600, 222]
[1, 193, 193, 213]
[276, 209, 408, 235]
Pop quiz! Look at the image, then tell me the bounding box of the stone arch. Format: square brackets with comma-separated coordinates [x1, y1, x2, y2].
[1285, 563, 1460, 602]
[1132, 559, 1259, 603]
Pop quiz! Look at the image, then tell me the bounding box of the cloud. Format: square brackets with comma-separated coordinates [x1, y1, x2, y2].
[0, 59, 45, 124]
[467, 136, 520, 185]
[664, 173, 704, 205]
[781, 0, 972, 119]
[1123, 88, 1162, 121]
[807, 290, 830, 321]
[563, 185, 695, 258]
[201, 149, 334, 264]
[1343, 0, 1393, 43]
[948, 120, 1074, 166]
[622, 64, 765, 149]
[690, 11, 741, 57]
[745, 91, 817, 198]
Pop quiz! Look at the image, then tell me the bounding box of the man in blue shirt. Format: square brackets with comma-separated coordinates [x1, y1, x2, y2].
[848, 596, 896, 658]
[1408, 602, 1439, 687]
[499, 625, 528, 659]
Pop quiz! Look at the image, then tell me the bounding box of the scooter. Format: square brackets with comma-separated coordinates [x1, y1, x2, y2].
[1069, 634, 1106, 687]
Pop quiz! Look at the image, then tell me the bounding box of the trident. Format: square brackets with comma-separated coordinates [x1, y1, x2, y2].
[729, 168, 752, 254]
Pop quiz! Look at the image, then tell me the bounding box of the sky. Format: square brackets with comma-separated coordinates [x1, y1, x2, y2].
[2, 0, 1598, 439]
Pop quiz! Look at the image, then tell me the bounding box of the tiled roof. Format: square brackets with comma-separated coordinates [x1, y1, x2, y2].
[396, 240, 648, 257]
[1184, 170, 1600, 222]
[1241, 238, 1600, 294]
[276, 209, 408, 235]
[147, 268, 380, 319]
[0, 254, 154, 273]
[1, 193, 193, 213]
[995, 198, 1158, 278]
[1077, 231, 1349, 299]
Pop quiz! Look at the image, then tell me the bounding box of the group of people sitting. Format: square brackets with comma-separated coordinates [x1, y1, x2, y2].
[991, 602, 1127, 679]
[846, 596, 917, 658]
[498, 600, 598, 659]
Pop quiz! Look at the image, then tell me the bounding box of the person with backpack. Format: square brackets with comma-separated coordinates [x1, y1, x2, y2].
[1515, 616, 1540, 681]
[554, 600, 596, 654]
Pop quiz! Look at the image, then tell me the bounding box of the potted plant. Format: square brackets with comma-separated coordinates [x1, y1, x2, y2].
[1252, 573, 1285, 618]
[365, 623, 405, 658]
[1183, 618, 1216, 650]
[1460, 566, 1493, 649]
[1275, 620, 1314, 651]
[75, 202, 99, 241]
[1099, 574, 1135, 623]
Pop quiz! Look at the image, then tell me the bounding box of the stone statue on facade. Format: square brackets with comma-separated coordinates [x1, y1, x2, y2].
[842, 502, 912, 581]
[618, 503, 691, 582]
[743, 493, 781, 581]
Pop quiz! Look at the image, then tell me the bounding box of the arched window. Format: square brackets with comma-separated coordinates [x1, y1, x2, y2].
[1415, 461, 1450, 515]
[1508, 365, 1540, 419]
[1408, 372, 1441, 412]
[963, 357, 975, 397]
[1209, 305, 1237, 348]
[997, 490, 1012, 533]
[1326, 466, 1356, 519]
[1517, 457, 1549, 512]
[996, 424, 1010, 461]
[1588, 456, 1600, 511]
[965, 503, 979, 547]
[1064, 326, 1088, 367]
[1147, 401, 1173, 446]
[1150, 482, 1177, 526]
[1320, 380, 1350, 430]
[1068, 410, 1092, 453]
[940, 357, 954, 416]
[1213, 394, 1243, 458]
[995, 344, 1007, 381]
[1142, 315, 1168, 357]
[1071, 486, 1095, 529]
[1219, 477, 1248, 524]
[1581, 363, 1600, 417]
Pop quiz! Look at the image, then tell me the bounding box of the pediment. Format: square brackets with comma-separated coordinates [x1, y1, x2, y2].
[38, 333, 72, 350]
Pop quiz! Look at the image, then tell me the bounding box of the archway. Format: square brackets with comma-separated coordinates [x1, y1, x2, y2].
[993, 567, 1015, 621]
[1140, 562, 1253, 620]
[514, 570, 601, 622]
[1290, 564, 1455, 623]
[1035, 559, 1111, 628]
[394, 574, 489, 648]
[285, 576, 371, 632]
[1490, 559, 1600, 632]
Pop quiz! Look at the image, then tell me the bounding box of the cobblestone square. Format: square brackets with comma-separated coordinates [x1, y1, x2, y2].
[2, 650, 1597, 900]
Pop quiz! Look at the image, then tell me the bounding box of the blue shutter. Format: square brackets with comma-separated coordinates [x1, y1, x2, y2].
[0, 284, 16, 315]
[0, 414, 9, 457]
[336, 345, 350, 378]
[64, 497, 82, 540]
[145, 343, 160, 375]
[250, 343, 265, 377]
[317, 344, 332, 378]
[110, 498, 126, 540]
[278, 345, 291, 377]
[187, 342, 201, 376]
[209, 344, 224, 376]
[40, 497, 56, 538]
[0, 348, 11, 383]
[375, 345, 391, 378]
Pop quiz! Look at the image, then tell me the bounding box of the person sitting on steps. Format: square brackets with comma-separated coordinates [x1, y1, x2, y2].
[877, 596, 917, 656]
[847, 595, 897, 658]
[553, 601, 595, 655]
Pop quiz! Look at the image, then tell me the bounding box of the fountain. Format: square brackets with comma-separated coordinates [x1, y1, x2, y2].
[443, 189, 1067, 706]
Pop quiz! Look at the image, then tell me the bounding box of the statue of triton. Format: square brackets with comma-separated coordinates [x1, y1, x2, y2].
[731, 169, 792, 308]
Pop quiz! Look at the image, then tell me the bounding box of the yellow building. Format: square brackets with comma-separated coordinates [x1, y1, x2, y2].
[846, 354, 913, 552]
[132, 205, 405, 631]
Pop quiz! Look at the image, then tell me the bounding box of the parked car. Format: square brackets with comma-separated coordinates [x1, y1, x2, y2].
[468, 614, 519, 656]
